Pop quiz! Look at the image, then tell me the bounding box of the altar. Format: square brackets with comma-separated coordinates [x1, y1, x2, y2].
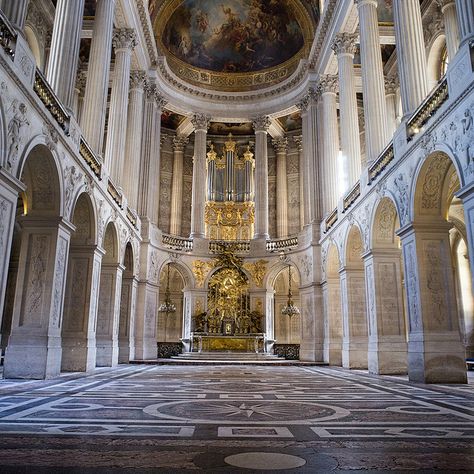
[190, 334, 265, 353]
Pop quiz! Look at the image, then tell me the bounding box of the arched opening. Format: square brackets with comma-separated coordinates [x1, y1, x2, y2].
[96, 222, 122, 367]
[367, 197, 407, 374]
[118, 243, 137, 363]
[341, 225, 368, 369]
[426, 35, 447, 90]
[61, 193, 98, 372]
[404, 152, 469, 383]
[323, 244, 343, 365]
[273, 265, 301, 345]
[157, 263, 184, 357]
[3, 145, 66, 379]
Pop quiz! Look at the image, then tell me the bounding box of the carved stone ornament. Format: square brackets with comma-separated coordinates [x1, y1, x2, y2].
[129, 70, 147, 90]
[332, 33, 357, 56]
[252, 115, 271, 132]
[243, 260, 268, 287]
[43, 123, 59, 152]
[173, 135, 189, 152]
[6, 99, 30, 169]
[384, 75, 398, 95]
[112, 28, 138, 51]
[272, 137, 288, 154]
[394, 173, 409, 225]
[191, 113, 211, 132]
[293, 135, 303, 152]
[64, 165, 83, 219]
[300, 254, 312, 280]
[0, 198, 9, 258]
[318, 75, 338, 94]
[192, 260, 214, 287]
[52, 238, 68, 327]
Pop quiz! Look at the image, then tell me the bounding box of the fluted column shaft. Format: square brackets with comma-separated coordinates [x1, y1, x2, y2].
[123, 71, 146, 210]
[138, 85, 165, 224]
[294, 136, 305, 230]
[46, 0, 84, 110]
[81, 0, 115, 154]
[0, 0, 28, 32]
[320, 76, 340, 213]
[170, 136, 188, 236]
[393, 0, 429, 116]
[190, 114, 210, 238]
[105, 29, 137, 185]
[333, 33, 361, 189]
[356, 0, 389, 163]
[438, 0, 460, 59]
[273, 138, 289, 238]
[455, 0, 474, 45]
[252, 116, 271, 239]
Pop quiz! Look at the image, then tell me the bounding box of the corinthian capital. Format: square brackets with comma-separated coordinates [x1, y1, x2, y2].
[319, 75, 338, 94]
[191, 113, 211, 131]
[296, 87, 319, 112]
[252, 115, 271, 132]
[272, 137, 288, 153]
[436, 0, 456, 10]
[332, 33, 358, 56]
[384, 75, 399, 95]
[173, 135, 189, 152]
[112, 28, 138, 51]
[130, 70, 147, 90]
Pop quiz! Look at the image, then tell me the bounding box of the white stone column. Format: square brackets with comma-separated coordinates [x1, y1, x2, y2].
[0, 0, 28, 32]
[138, 83, 166, 224]
[105, 29, 137, 185]
[72, 71, 87, 125]
[46, 0, 84, 110]
[170, 135, 188, 236]
[393, 0, 429, 116]
[252, 116, 271, 239]
[385, 75, 399, 138]
[123, 71, 146, 210]
[398, 222, 467, 383]
[273, 137, 289, 238]
[190, 114, 210, 239]
[455, 0, 474, 46]
[293, 136, 305, 230]
[332, 33, 362, 188]
[81, 0, 115, 154]
[319, 75, 340, 213]
[437, 0, 460, 59]
[364, 250, 407, 375]
[356, 0, 389, 163]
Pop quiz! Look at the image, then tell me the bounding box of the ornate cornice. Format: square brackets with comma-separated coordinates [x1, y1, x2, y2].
[112, 28, 138, 51]
[332, 33, 358, 56]
[191, 113, 211, 132]
[136, 0, 159, 66]
[252, 116, 272, 132]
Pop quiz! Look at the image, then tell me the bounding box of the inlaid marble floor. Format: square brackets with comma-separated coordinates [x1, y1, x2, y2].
[0, 364, 473, 472]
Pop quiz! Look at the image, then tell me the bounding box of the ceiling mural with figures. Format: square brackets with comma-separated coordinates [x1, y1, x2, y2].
[151, 0, 315, 92]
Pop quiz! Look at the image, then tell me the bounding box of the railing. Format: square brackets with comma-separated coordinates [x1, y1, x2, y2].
[162, 233, 193, 252]
[407, 77, 449, 139]
[266, 236, 298, 252]
[126, 206, 138, 229]
[107, 178, 123, 208]
[324, 208, 338, 233]
[33, 68, 69, 132]
[368, 141, 395, 183]
[79, 136, 102, 178]
[343, 181, 361, 212]
[0, 11, 16, 59]
[209, 240, 250, 254]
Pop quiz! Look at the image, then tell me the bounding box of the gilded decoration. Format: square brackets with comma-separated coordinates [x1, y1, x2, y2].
[243, 260, 268, 287]
[153, 0, 314, 92]
[205, 201, 255, 241]
[192, 259, 214, 287]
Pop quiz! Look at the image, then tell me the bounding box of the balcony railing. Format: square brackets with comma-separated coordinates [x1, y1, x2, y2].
[368, 141, 395, 183]
[343, 181, 361, 212]
[324, 208, 338, 233]
[162, 233, 193, 252]
[33, 68, 69, 132]
[407, 77, 449, 139]
[0, 11, 16, 59]
[107, 178, 123, 208]
[266, 236, 298, 252]
[126, 206, 138, 229]
[209, 240, 250, 254]
[79, 136, 102, 178]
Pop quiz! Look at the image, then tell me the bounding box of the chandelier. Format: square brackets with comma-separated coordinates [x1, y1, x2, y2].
[158, 264, 176, 314]
[281, 265, 300, 317]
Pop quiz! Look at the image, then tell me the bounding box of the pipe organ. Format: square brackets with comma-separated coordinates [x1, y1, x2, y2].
[205, 134, 255, 240]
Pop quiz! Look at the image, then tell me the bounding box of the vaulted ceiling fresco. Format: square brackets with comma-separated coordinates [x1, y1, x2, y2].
[151, 0, 316, 92]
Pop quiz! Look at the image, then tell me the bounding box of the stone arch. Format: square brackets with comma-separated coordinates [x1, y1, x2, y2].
[371, 196, 400, 249]
[323, 243, 343, 365]
[265, 260, 302, 292]
[344, 225, 364, 267]
[426, 33, 447, 90]
[102, 222, 120, 265]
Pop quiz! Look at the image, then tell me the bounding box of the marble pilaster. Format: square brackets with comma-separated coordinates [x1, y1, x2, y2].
[81, 0, 115, 154]
[356, 0, 389, 163]
[393, 0, 429, 116]
[123, 71, 146, 210]
[46, 0, 84, 110]
[332, 33, 362, 188]
[252, 116, 271, 239]
[170, 135, 188, 236]
[273, 137, 289, 238]
[322, 278, 343, 365]
[190, 114, 210, 238]
[118, 276, 138, 363]
[105, 28, 137, 185]
[293, 136, 305, 230]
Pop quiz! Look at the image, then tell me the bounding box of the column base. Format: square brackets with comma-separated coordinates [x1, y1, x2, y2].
[368, 339, 407, 375]
[134, 337, 157, 360]
[61, 336, 96, 372]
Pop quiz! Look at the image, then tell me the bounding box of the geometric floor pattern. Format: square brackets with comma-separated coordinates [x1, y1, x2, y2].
[0, 364, 473, 472]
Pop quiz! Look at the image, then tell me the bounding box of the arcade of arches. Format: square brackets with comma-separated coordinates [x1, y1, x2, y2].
[0, 0, 473, 388]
